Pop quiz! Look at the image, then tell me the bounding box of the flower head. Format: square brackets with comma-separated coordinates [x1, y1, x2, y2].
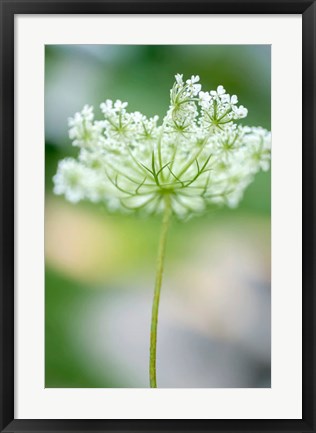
[53, 74, 271, 218]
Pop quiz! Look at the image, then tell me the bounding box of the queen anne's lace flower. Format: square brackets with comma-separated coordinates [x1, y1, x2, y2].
[53, 74, 271, 218]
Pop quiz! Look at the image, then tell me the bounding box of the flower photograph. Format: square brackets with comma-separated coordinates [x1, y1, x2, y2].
[45, 45, 271, 388]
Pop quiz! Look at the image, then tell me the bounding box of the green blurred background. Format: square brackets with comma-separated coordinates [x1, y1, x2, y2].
[45, 45, 271, 388]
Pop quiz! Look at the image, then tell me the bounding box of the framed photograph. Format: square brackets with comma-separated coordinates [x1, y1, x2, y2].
[0, 0, 315, 432]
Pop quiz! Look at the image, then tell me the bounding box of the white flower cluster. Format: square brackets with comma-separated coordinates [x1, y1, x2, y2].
[53, 74, 271, 218]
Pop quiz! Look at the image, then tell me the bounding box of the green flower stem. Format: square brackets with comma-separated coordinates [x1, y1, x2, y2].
[149, 194, 172, 388]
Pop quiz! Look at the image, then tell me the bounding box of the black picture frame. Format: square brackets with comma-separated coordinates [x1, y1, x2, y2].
[0, 0, 315, 432]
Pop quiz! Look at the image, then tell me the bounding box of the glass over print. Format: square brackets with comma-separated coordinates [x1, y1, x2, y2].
[45, 44, 271, 388]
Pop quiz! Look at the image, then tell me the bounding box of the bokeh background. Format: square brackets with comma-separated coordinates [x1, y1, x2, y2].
[45, 45, 271, 388]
